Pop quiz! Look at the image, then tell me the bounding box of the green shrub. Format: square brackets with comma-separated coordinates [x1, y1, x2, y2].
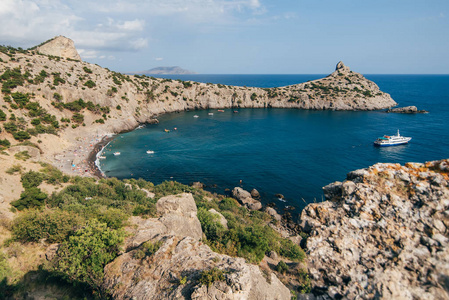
[3, 122, 17, 133]
[11, 208, 85, 243]
[53, 93, 63, 101]
[51, 220, 124, 292]
[0, 109, 6, 121]
[276, 260, 289, 274]
[197, 208, 225, 242]
[11, 187, 47, 210]
[199, 268, 224, 286]
[0, 138, 10, 148]
[14, 151, 31, 161]
[83, 66, 93, 74]
[13, 131, 31, 141]
[20, 170, 44, 189]
[5, 165, 21, 174]
[279, 239, 305, 261]
[84, 80, 96, 88]
[72, 112, 84, 123]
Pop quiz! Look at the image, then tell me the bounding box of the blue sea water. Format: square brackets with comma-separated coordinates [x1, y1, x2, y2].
[100, 75, 449, 214]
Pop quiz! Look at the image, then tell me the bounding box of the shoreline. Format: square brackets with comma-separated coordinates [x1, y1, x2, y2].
[86, 135, 116, 178]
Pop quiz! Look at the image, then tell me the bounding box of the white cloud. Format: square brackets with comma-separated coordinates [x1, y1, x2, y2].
[117, 19, 145, 31]
[155, 57, 164, 61]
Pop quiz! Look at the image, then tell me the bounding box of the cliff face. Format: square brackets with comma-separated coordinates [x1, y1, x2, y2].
[299, 159, 449, 299]
[36, 36, 82, 61]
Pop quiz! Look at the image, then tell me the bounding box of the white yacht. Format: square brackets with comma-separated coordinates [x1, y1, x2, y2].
[374, 130, 411, 147]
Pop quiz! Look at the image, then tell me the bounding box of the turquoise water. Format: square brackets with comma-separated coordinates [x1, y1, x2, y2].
[100, 75, 449, 213]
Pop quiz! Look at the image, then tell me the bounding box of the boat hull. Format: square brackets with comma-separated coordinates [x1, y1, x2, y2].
[374, 141, 410, 147]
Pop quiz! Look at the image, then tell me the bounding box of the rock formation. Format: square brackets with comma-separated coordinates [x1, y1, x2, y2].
[232, 187, 262, 210]
[36, 36, 81, 61]
[387, 105, 428, 113]
[103, 193, 291, 299]
[299, 159, 449, 299]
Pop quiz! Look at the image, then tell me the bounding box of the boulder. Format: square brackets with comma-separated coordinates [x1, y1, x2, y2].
[156, 193, 203, 241]
[103, 236, 291, 300]
[232, 187, 262, 210]
[191, 182, 204, 189]
[265, 207, 282, 222]
[250, 189, 260, 199]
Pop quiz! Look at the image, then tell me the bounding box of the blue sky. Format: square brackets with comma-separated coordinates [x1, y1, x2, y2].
[0, 0, 447, 74]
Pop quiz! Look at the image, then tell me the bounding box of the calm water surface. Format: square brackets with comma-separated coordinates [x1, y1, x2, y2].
[100, 75, 449, 213]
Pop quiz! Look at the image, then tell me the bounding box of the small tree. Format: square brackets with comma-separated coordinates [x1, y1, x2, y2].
[52, 220, 124, 296]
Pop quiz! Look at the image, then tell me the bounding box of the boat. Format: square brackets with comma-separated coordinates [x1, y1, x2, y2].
[374, 130, 411, 147]
[218, 110, 224, 112]
[164, 129, 170, 133]
[98, 156, 106, 159]
[113, 152, 121, 156]
[208, 113, 214, 116]
[146, 150, 155, 154]
[193, 115, 199, 118]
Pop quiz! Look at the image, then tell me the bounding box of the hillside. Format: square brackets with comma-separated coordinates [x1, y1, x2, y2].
[0, 37, 410, 299]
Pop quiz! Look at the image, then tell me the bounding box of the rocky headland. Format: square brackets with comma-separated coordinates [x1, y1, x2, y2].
[0, 37, 446, 300]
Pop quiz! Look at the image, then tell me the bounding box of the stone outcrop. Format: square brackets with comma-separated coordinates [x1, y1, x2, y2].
[387, 105, 428, 113]
[103, 192, 290, 299]
[125, 193, 202, 251]
[299, 159, 449, 299]
[232, 187, 262, 210]
[208, 208, 228, 229]
[36, 36, 81, 61]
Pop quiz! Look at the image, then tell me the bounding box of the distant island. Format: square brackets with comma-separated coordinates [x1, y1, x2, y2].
[135, 66, 196, 75]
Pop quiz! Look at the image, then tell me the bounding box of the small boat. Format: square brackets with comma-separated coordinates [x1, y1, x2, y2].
[146, 150, 155, 154]
[374, 130, 411, 147]
[208, 113, 214, 116]
[164, 129, 170, 133]
[193, 115, 199, 118]
[98, 156, 106, 159]
[218, 110, 224, 112]
[113, 152, 121, 156]
[233, 110, 239, 113]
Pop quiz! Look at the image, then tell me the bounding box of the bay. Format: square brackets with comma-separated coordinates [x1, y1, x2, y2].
[99, 75, 449, 213]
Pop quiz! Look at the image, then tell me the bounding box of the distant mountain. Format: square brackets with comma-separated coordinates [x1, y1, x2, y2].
[136, 66, 196, 75]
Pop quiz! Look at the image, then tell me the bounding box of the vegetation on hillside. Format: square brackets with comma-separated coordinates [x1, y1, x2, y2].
[0, 163, 308, 298]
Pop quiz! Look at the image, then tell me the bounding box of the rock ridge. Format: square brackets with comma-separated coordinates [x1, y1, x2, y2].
[299, 159, 449, 299]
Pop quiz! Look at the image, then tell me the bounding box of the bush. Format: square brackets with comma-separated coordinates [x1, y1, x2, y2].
[84, 80, 96, 88]
[197, 208, 225, 242]
[14, 151, 31, 161]
[11, 187, 47, 210]
[83, 66, 93, 74]
[0, 138, 10, 148]
[199, 268, 224, 286]
[72, 112, 84, 123]
[279, 239, 305, 261]
[13, 131, 31, 141]
[11, 208, 85, 243]
[0, 109, 6, 121]
[276, 260, 289, 274]
[52, 220, 124, 293]
[5, 165, 21, 174]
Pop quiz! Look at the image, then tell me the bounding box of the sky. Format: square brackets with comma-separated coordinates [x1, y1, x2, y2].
[0, 0, 448, 74]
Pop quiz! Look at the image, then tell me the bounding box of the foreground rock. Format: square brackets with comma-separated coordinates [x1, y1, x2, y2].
[299, 159, 449, 299]
[104, 192, 290, 299]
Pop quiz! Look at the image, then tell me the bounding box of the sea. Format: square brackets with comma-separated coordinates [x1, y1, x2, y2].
[99, 74, 449, 214]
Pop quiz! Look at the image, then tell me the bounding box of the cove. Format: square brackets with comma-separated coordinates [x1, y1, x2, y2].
[99, 105, 446, 212]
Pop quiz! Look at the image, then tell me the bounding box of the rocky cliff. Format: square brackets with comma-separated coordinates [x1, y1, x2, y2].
[36, 36, 81, 61]
[299, 159, 449, 299]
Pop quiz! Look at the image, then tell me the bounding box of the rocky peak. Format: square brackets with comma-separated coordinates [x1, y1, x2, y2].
[335, 61, 350, 73]
[36, 35, 81, 61]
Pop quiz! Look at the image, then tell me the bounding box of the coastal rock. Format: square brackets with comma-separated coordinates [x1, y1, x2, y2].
[191, 182, 205, 189]
[300, 159, 449, 299]
[387, 105, 428, 113]
[103, 236, 291, 300]
[335, 61, 350, 73]
[232, 187, 262, 210]
[251, 189, 260, 199]
[36, 36, 81, 61]
[265, 207, 282, 222]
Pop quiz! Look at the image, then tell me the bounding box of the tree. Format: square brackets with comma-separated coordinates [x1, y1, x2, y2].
[52, 220, 124, 295]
